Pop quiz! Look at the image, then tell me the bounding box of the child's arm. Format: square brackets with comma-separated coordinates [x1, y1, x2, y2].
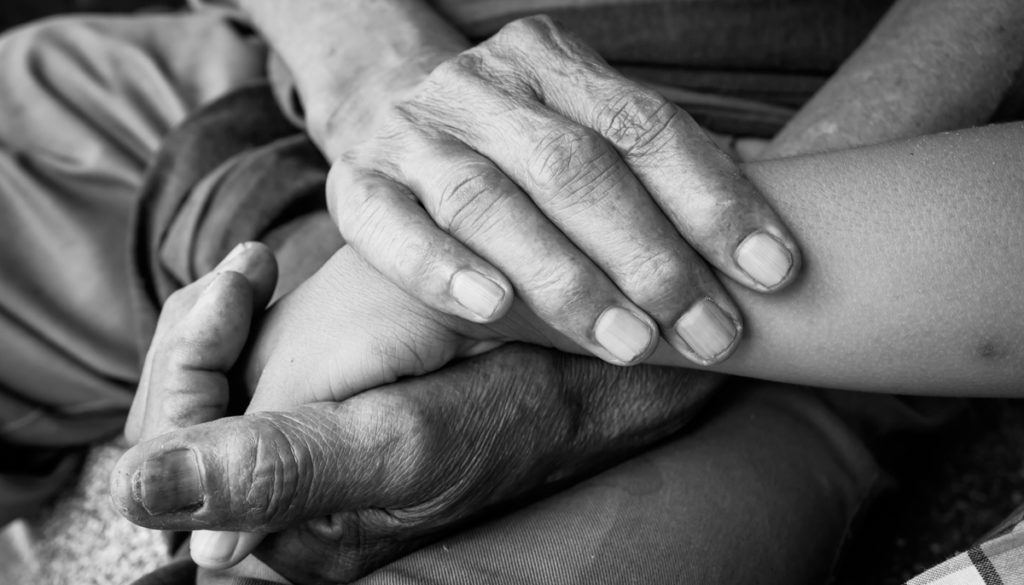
[680, 122, 1024, 394]
[245, 121, 1024, 409]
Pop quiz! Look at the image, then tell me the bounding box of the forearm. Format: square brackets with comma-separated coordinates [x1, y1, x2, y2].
[233, 0, 466, 154]
[285, 121, 1024, 399]
[653, 121, 1024, 395]
[696, 0, 1024, 394]
[765, 0, 1024, 158]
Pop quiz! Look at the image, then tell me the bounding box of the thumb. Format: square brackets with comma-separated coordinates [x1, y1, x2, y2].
[111, 396, 418, 531]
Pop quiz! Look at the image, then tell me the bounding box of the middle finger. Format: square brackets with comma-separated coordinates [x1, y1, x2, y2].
[395, 136, 660, 365]
[405, 92, 743, 364]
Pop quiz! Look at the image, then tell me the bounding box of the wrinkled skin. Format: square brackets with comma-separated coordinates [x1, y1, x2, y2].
[113, 243, 723, 583]
[325, 15, 801, 367]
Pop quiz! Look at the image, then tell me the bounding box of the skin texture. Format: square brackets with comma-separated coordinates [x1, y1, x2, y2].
[233, 0, 1024, 371]
[238, 1, 803, 367]
[116, 0, 1024, 581]
[240, 0, 1024, 402]
[224, 0, 1024, 385]
[766, 0, 1024, 158]
[120, 128, 1024, 581]
[324, 16, 803, 367]
[231, 120, 1024, 416]
[114, 244, 722, 582]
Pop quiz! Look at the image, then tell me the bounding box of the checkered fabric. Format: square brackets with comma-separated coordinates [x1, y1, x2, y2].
[908, 508, 1024, 585]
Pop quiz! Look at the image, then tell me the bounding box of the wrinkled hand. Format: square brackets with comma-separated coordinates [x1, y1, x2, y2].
[113, 243, 722, 584]
[325, 15, 801, 367]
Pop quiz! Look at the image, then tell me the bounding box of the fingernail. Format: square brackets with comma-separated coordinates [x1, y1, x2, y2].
[133, 448, 204, 515]
[191, 530, 240, 568]
[735, 231, 793, 290]
[594, 307, 654, 363]
[217, 242, 249, 268]
[675, 299, 739, 364]
[451, 270, 506, 320]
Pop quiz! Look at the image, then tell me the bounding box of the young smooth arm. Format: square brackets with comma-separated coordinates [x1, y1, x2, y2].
[691, 122, 1024, 394]
[240, 120, 1024, 410]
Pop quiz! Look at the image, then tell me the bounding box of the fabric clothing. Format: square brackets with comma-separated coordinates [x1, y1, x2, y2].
[0, 12, 267, 524]
[0, 441, 170, 585]
[190, 0, 896, 137]
[0, 4, 985, 585]
[130, 83, 340, 344]
[908, 506, 1024, 585]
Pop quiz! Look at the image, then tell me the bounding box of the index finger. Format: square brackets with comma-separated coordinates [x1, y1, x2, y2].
[126, 243, 278, 444]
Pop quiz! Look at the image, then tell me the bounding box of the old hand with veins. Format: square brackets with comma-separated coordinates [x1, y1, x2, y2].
[322, 15, 800, 367]
[241, 0, 803, 367]
[114, 242, 723, 583]
[115, 0, 1024, 580]
[117, 111, 1024, 576]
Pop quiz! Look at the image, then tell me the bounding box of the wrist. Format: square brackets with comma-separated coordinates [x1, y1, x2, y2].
[311, 247, 496, 360]
[305, 45, 460, 160]
[232, 0, 469, 159]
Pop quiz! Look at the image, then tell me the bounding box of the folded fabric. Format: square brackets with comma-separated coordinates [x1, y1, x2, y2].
[129, 82, 340, 351]
[0, 11, 268, 526]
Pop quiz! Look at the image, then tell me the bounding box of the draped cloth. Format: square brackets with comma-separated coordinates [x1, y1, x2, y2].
[0, 12, 267, 525]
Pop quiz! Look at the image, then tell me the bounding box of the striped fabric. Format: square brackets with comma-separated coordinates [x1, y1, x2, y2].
[909, 509, 1024, 585]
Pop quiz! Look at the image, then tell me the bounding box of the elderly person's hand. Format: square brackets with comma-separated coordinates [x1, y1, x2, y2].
[323, 15, 801, 367]
[113, 242, 722, 584]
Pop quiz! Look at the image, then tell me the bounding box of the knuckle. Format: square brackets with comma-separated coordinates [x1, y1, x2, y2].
[524, 258, 600, 319]
[376, 396, 430, 483]
[157, 386, 225, 430]
[433, 165, 511, 237]
[500, 15, 559, 45]
[161, 329, 208, 371]
[336, 174, 395, 242]
[386, 101, 426, 136]
[691, 196, 751, 241]
[620, 249, 697, 308]
[596, 90, 679, 156]
[527, 128, 618, 196]
[337, 394, 429, 500]
[425, 51, 487, 92]
[362, 401, 465, 521]
[233, 416, 310, 527]
[156, 400, 192, 430]
[498, 15, 596, 65]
